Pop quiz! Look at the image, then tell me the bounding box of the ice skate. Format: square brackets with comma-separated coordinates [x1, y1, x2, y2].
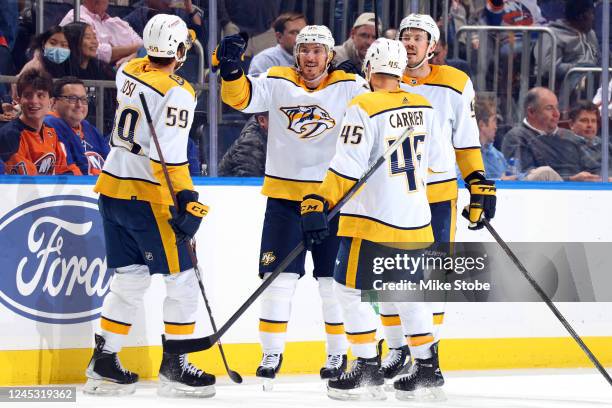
[83, 334, 138, 396]
[394, 344, 446, 401]
[320, 354, 347, 379]
[157, 352, 216, 398]
[382, 345, 411, 391]
[327, 356, 386, 401]
[256, 353, 283, 391]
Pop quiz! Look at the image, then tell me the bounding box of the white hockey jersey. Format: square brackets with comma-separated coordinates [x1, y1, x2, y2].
[400, 64, 484, 203]
[95, 57, 196, 206]
[221, 66, 368, 201]
[317, 90, 450, 242]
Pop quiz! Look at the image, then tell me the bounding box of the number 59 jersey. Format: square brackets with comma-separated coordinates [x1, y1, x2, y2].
[319, 90, 451, 243]
[95, 57, 197, 206]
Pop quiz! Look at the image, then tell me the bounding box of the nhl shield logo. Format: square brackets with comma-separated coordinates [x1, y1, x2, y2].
[280, 105, 336, 139]
[261, 252, 276, 266]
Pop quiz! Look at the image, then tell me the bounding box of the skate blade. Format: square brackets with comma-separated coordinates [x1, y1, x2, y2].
[262, 378, 274, 392]
[395, 386, 447, 402]
[327, 385, 387, 401]
[157, 380, 215, 398]
[83, 378, 136, 396]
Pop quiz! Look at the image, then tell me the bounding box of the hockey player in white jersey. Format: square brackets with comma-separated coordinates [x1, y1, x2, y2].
[216, 25, 369, 386]
[377, 14, 497, 384]
[85, 14, 215, 397]
[300, 38, 450, 400]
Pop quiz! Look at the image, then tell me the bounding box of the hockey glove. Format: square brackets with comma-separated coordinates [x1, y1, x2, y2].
[213, 33, 248, 81]
[300, 194, 329, 250]
[462, 172, 496, 230]
[169, 190, 209, 244]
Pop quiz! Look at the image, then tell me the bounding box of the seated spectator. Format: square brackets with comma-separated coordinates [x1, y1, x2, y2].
[124, 0, 203, 40]
[45, 77, 109, 175]
[59, 0, 143, 66]
[430, 30, 471, 77]
[0, 70, 80, 175]
[593, 79, 612, 117]
[248, 12, 307, 76]
[569, 101, 612, 173]
[17, 26, 72, 81]
[219, 113, 268, 177]
[534, 0, 599, 91]
[501, 87, 600, 181]
[476, 94, 561, 181]
[0, 1, 19, 101]
[332, 12, 379, 77]
[63, 22, 114, 80]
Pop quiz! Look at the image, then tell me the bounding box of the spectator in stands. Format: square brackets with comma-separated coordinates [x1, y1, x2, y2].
[384, 28, 397, 40]
[476, 93, 561, 181]
[17, 26, 72, 80]
[124, 0, 203, 40]
[219, 113, 268, 177]
[63, 22, 114, 81]
[534, 0, 599, 91]
[226, 1, 280, 58]
[569, 101, 612, 173]
[0, 70, 80, 175]
[248, 12, 307, 76]
[502, 87, 600, 181]
[593, 79, 612, 117]
[0, 1, 19, 101]
[431, 29, 471, 77]
[45, 77, 109, 176]
[332, 13, 380, 77]
[59, 0, 143, 66]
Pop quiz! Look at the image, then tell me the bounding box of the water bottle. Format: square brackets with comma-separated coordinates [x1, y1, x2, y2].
[506, 157, 520, 177]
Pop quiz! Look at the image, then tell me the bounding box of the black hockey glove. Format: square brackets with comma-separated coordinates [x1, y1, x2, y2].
[300, 194, 329, 250]
[462, 171, 496, 230]
[213, 33, 248, 81]
[169, 190, 209, 244]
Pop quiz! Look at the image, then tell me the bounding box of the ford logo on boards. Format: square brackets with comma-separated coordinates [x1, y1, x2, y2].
[0, 195, 112, 324]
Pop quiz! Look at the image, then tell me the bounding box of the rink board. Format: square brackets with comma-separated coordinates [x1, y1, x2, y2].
[0, 177, 610, 385]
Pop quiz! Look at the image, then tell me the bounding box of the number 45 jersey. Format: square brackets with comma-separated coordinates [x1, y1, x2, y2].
[317, 90, 451, 243]
[95, 57, 196, 206]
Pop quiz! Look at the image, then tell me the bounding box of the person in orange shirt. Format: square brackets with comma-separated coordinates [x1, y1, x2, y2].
[0, 69, 81, 175]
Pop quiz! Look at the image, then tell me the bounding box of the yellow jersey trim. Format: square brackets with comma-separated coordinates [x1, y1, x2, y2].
[100, 316, 131, 335]
[267, 66, 359, 92]
[221, 75, 252, 110]
[262, 174, 322, 201]
[324, 323, 345, 335]
[455, 148, 485, 179]
[380, 314, 402, 326]
[123, 57, 195, 99]
[349, 90, 433, 118]
[402, 64, 468, 94]
[95, 171, 174, 206]
[426, 178, 458, 203]
[346, 330, 377, 344]
[338, 214, 434, 243]
[259, 319, 289, 333]
[164, 322, 196, 335]
[318, 168, 357, 208]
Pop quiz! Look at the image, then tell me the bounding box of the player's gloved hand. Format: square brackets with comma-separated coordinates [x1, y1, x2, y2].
[300, 194, 329, 250]
[213, 33, 248, 81]
[169, 190, 209, 244]
[462, 171, 496, 230]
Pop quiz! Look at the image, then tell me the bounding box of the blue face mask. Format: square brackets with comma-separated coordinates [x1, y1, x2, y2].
[43, 47, 71, 64]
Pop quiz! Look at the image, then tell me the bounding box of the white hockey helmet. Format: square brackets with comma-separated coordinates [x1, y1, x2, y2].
[293, 25, 335, 66]
[397, 13, 440, 59]
[363, 38, 408, 81]
[143, 14, 193, 63]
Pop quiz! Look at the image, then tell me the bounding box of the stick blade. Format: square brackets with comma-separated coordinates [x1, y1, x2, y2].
[162, 335, 216, 354]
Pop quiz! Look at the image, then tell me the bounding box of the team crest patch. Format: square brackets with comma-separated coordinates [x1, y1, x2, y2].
[280, 105, 336, 139]
[261, 252, 276, 266]
[35, 153, 56, 175]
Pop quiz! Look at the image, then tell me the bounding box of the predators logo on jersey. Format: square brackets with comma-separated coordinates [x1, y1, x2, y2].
[261, 251, 277, 266]
[280, 105, 336, 139]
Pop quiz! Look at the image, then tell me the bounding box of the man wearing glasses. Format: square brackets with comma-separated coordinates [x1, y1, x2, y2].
[45, 77, 109, 175]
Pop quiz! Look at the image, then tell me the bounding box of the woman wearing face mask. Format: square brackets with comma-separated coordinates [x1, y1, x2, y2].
[17, 26, 71, 80]
[63, 22, 114, 81]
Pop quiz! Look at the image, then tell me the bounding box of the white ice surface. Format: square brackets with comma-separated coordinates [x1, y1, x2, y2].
[18, 369, 612, 408]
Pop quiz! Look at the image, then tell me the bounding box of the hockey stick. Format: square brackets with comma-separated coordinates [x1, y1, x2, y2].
[138, 92, 243, 384]
[163, 125, 416, 354]
[478, 217, 612, 387]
